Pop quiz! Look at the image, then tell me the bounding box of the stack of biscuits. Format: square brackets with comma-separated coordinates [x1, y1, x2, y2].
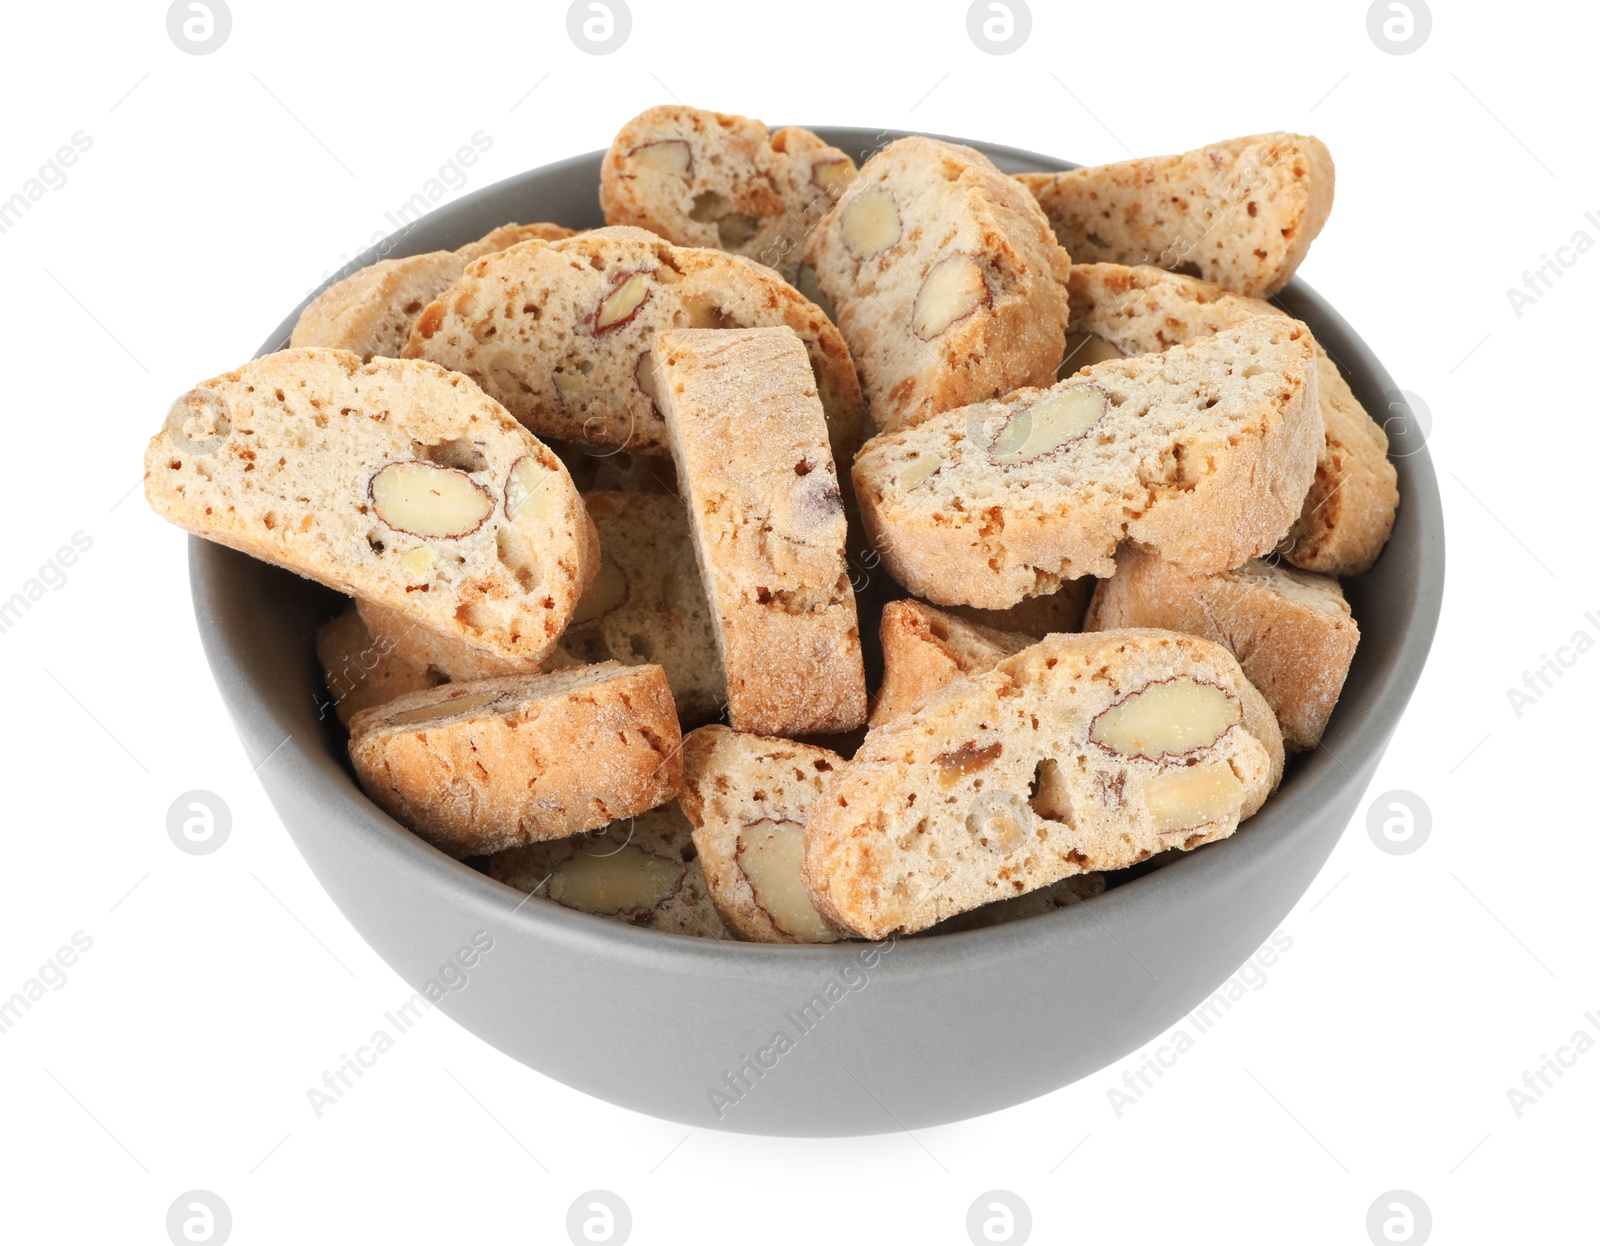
[146, 106, 1388, 943]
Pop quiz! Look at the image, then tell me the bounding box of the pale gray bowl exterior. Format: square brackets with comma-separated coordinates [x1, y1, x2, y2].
[189, 130, 1444, 1136]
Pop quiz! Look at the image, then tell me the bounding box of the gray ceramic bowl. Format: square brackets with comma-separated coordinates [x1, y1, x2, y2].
[191, 130, 1444, 1136]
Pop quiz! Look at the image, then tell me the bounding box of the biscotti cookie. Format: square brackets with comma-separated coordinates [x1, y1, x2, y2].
[945, 579, 1093, 638]
[805, 136, 1073, 434]
[870, 600, 1032, 727]
[356, 598, 537, 681]
[1085, 549, 1358, 751]
[404, 226, 865, 466]
[655, 327, 867, 735]
[291, 252, 467, 362]
[455, 221, 575, 261]
[1017, 133, 1335, 298]
[600, 105, 855, 285]
[805, 630, 1285, 938]
[484, 803, 730, 940]
[931, 874, 1106, 934]
[347, 663, 683, 857]
[852, 316, 1321, 608]
[678, 726, 846, 944]
[316, 604, 440, 726]
[553, 492, 725, 724]
[1067, 263, 1397, 575]
[145, 349, 599, 667]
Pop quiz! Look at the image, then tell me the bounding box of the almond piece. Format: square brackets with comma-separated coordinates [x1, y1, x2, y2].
[629, 139, 692, 176]
[634, 349, 661, 411]
[912, 254, 991, 341]
[989, 386, 1107, 465]
[504, 454, 556, 522]
[1143, 760, 1246, 832]
[548, 844, 685, 915]
[838, 186, 902, 258]
[810, 158, 855, 201]
[1090, 678, 1242, 761]
[385, 688, 502, 726]
[794, 262, 836, 320]
[1060, 330, 1127, 372]
[593, 270, 653, 334]
[735, 819, 835, 942]
[369, 461, 494, 539]
[570, 550, 628, 624]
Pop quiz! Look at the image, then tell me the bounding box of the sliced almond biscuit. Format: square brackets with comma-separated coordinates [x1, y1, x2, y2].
[404, 226, 864, 466]
[871, 600, 1032, 727]
[600, 105, 855, 285]
[455, 221, 576, 261]
[678, 726, 848, 944]
[484, 802, 730, 939]
[347, 663, 683, 857]
[145, 349, 599, 668]
[1018, 133, 1335, 298]
[354, 598, 543, 682]
[851, 316, 1321, 609]
[1086, 548, 1358, 751]
[315, 603, 440, 727]
[655, 326, 868, 735]
[291, 252, 468, 362]
[1066, 263, 1397, 575]
[805, 630, 1285, 939]
[805, 136, 1073, 434]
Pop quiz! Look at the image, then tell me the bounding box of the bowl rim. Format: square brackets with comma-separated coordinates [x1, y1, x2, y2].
[197, 127, 1444, 978]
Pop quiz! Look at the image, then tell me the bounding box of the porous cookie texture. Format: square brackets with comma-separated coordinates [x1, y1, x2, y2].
[484, 803, 730, 940]
[600, 105, 855, 285]
[1086, 548, 1359, 751]
[851, 316, 1321, 609]
[291, 252, 467, 362]
[1066, 263, 1397, 575]
[870, 600, 1032, 727]
[929, 873, 1106, 934]
[805, 630, 1285, 938]
[144, 349, 599, 667]
[552, 491, 725, 725]
[404, 226, 864, 466]
[315, 604, 440, 726]
[805, 136, 1073, 434]
[655, 326, 868, 735]
[1017, 133, 1335, 298]
[455, 221, 576, 261]
[355, 598, 540, 682]
[678, 726, 846, 944]
[347, 663, 683, 858]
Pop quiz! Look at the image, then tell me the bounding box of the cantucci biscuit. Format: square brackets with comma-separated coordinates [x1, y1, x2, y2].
[805, 630, 1285, 938]
[1066, 263, 1397, 575]
[347, 664, 683, 857]
[355, 598, 539, 682]
[1018, 133, 1335, 298]
[315, 603, 440, 726]
[484, 803, 730, 939]
[145, 349, 599, 668]
[805, 136, 1073, 433]
[655, 326, 868, 735]
[291, 252, 467, 362]
[871, 600, 1032, 727]
[851, 316, 1321, 608]
[455, 221, 575, 261]
[1085, 548, 1358, 750]
[404, 226, 864, 466]
[678, 726, 847, 944]
[600, 105, 855, 285]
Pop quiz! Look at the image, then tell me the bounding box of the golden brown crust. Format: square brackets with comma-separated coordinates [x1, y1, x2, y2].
[403, 226, 865, 466]
[455, 222, 576, 261]
[656, 327, 867, 735]
[805, 630, 1284, 939]
[347, 664, 683, 857]
[1019, 134, 1335, 298]
[1066, 263, 1397, 575]
[805, 136, 1073, 434]
[870, 600, 1032, 727]
[290, 253, 467, 362]
[1085, 549, 1358, 750]
[315, 604, 440, 726]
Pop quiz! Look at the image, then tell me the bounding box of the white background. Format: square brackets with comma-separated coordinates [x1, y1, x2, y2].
[0, 1, 1593, 1242]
